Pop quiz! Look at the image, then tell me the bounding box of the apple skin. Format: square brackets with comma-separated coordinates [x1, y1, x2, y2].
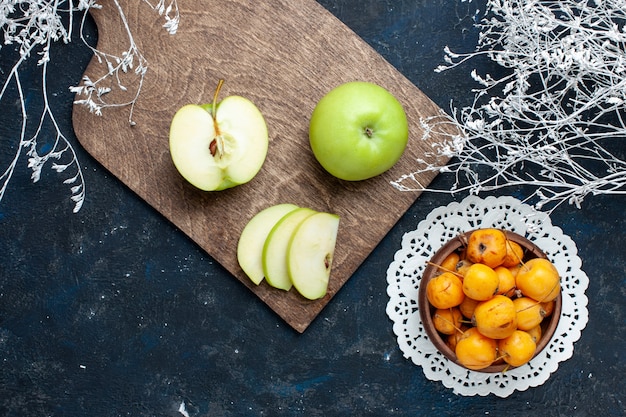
[169, 95, 268, 191]
[237, 203, 299, 285]
[262, 207, 317, 291]
[287, 211, 340, 300]
[309, 81, 409, 181]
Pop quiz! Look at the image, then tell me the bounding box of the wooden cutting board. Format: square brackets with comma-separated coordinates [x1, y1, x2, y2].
[72, 0, 455, 332]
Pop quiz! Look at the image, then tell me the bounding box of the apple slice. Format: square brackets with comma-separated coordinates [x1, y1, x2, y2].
[287, 212, 340, 300]
[262, 207, 317, 291]
[237, 203, 299, 285]
[169, 80, 268, 191]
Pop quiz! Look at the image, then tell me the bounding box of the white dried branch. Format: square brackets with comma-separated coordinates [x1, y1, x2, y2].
[71, 0, 150, 126]
[143, 0, 180, 35]
[1, 0, 179, 212]
[395, 0, 626, 213]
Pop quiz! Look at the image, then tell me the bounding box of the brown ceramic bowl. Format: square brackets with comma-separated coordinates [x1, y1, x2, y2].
[418, 229, 562, 373]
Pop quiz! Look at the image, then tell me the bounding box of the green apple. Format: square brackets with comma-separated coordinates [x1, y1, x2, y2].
[262, 207, 317, 291]
[309, 81, 409, 181]
[169, 80, 269, 191]
[237, 203, 341, 298]
[287, 212, 340, 300]
[237, 203, 299, 285]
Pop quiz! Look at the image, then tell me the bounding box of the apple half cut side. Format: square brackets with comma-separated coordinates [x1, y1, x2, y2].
[237, 203, 300, 285]
[262, 208, 317, 291]
[287, 212, 340, 300]
[169, 95, 268, 191]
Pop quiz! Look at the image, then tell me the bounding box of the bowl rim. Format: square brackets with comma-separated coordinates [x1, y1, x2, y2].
[418, 229, 562, 373]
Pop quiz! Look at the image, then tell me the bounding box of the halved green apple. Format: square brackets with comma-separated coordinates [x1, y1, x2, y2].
[287, 212, 340, 300]
[262, 207, 317, 291]
[169, 80, 268, 191]
[237, 203, 299, 285]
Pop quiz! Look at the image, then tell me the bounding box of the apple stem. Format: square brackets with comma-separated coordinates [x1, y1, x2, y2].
[212, 79, 224, 120]
[209, 79, 225, 158]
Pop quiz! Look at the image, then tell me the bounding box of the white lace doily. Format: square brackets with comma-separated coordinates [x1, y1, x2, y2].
[386, 195, 589, 397]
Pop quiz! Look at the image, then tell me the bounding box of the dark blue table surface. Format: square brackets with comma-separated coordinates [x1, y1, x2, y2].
[1, 1, 624, 416]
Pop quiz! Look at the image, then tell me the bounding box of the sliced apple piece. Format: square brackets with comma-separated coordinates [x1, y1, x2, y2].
[262, 207, 317, 291]
[287, 212, 340, 300]
[237, 203, 299, 285]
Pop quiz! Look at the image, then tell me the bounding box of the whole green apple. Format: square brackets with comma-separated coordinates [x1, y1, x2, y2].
[309, 81, 409, 181]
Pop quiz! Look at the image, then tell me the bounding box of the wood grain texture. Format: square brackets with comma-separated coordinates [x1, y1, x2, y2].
[72, 0, 455, 332]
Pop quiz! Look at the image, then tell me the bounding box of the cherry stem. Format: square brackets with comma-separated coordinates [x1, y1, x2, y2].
[426, 261, 463, 278]
[433, 309, 465, 334]
[493, 354, 512, 373]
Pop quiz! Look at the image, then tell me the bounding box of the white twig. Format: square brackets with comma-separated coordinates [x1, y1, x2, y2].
[396, 0, 626, 213]
[1, 0, 179, 212]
